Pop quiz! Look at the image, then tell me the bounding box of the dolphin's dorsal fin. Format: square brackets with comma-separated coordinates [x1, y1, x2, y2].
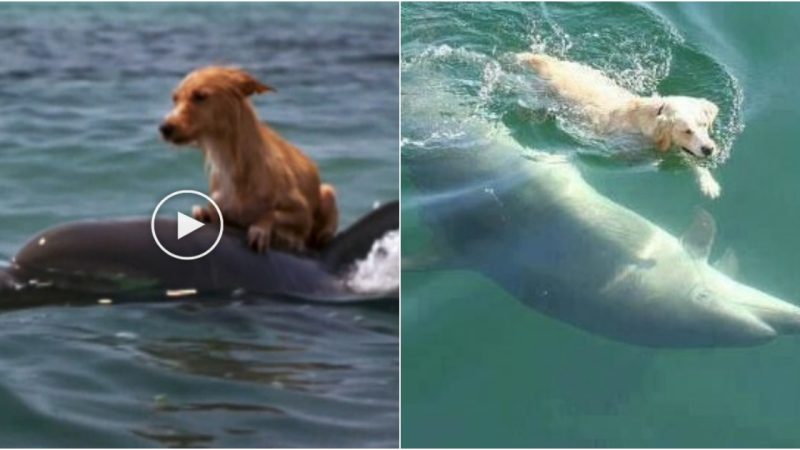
[713, 247, 739, 277]
[680, 207, 716, 260]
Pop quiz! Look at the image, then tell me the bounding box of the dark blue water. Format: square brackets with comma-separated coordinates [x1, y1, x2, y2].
[0, 3, 398, 447]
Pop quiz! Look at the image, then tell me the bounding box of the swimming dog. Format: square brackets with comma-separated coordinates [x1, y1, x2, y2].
[518, 53, 722, 198]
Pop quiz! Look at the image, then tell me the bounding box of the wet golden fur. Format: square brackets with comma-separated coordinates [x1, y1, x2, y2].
[518, 52, 722, 198]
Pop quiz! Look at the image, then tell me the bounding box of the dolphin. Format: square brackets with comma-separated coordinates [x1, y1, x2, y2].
[403, 82, 800, 348]
[0, 201, 398, 310]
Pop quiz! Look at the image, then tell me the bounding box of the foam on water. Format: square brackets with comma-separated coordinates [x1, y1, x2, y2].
[345, 230, 399, 295]
[402, 44, 490, 70]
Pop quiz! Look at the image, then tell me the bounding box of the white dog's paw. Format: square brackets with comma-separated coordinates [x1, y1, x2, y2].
[696, 168, 721, 199]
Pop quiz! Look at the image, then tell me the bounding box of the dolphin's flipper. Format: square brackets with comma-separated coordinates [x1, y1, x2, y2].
[713, 247, 739, 278]
[680, 207, 716, 260]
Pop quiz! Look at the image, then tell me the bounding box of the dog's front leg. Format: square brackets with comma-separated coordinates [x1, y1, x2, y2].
[694, 166, 721, 199]
[192, 203, 220, 223]
[192, 187, 222, 223]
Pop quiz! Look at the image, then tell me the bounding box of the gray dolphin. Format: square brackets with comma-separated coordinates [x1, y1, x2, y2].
[403, 82, 800, 348]
[0, 201, 398, 309]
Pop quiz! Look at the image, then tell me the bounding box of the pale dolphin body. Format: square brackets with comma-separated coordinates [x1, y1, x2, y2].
[403, 82, 800, 348]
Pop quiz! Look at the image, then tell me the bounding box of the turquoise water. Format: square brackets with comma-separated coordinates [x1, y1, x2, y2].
[0, 3, 398, 447]
[402, 2, 800, 447]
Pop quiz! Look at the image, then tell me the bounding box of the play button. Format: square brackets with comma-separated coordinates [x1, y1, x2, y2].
[177, 212, 205, 240]
[151, 190, 224, 260]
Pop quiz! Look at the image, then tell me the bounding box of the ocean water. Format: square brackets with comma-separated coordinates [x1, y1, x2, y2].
[402, 2, 800, 447]
[0, 3, 398, 447]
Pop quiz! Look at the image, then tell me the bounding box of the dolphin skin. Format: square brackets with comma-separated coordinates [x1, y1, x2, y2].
[0, 201, 398, 309]
[403, 84, 800, 348]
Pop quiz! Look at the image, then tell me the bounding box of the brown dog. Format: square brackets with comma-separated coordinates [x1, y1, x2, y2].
[159, 66, 338, 252]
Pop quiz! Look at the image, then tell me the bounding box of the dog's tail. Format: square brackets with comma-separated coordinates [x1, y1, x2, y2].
[310, 183, 339, 249]
[516, 52, 552, 71]
[319, 200, 398, 274]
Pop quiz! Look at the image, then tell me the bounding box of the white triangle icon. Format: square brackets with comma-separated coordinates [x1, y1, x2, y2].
[177, 212, 205, 240]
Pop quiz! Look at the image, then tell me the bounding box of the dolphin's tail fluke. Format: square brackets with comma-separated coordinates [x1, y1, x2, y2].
[320, 201, 399, 274]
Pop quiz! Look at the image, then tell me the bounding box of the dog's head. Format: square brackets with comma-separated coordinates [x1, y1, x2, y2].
[653, 96, 719, 158]
[159, 66, 273, 145]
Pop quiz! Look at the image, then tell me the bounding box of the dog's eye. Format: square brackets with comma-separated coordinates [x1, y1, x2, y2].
[685, 129, 693, 135]
[171, 93, 178, 104]
[192, 91, 208, 103]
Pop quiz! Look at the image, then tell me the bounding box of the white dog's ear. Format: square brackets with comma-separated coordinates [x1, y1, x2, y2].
[639, 97, 667, 118]
[650, 100, 672, 151]
[654, 121, 672, 151]
[701, 99, 719, 125]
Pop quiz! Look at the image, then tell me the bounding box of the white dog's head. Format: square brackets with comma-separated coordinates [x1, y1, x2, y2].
[652, 96, 719, 158]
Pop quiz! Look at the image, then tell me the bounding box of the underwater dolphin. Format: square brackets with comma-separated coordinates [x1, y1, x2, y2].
[404, 85, 800, 348]
[0, 201, 398, 309]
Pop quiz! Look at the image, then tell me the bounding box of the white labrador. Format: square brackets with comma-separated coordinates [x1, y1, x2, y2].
[518, 52, 721, 198]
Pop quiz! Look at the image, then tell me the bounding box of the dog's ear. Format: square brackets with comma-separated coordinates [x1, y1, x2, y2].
[653, 119, 672, 151]
[638, 97, 667, 118]
[656, 102, 666, 117]
[644, 98, 672, 151]
[701, 99, 719, 125]
[227, 68, 274, 97]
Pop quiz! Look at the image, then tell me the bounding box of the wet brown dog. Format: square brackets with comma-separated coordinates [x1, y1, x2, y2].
[159, 66, 338, 252]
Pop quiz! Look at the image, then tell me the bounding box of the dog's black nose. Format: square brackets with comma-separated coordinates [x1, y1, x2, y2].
[159, 122, 175, 139]
[701, 146, 714, 156]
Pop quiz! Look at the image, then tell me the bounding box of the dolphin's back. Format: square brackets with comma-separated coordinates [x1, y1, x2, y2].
[2, 202, 399, 308]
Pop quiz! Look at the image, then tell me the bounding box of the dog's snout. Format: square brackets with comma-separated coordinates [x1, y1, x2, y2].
[701, 146, 714, 156]
[159, 122, 175, 139]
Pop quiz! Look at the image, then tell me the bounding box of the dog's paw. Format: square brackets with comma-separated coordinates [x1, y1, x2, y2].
[269, 228, 306, 253]
[247, 225, 271, 253]
[276, 233, 307, 253]
[192, 205, 211, 222]
[698, 172, 721, 199]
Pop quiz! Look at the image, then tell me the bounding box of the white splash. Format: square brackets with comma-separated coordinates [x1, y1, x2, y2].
[346, 230, 399, 295]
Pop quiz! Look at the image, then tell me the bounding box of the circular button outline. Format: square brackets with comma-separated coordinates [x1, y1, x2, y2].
[150, 190, 224, 261]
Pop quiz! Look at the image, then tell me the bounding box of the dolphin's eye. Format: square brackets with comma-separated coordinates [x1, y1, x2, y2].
[694, 289, 711, 304]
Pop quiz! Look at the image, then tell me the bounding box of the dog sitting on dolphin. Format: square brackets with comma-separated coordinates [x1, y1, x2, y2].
[160, 66, 338, 253]
[518, 53, 722, 199]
